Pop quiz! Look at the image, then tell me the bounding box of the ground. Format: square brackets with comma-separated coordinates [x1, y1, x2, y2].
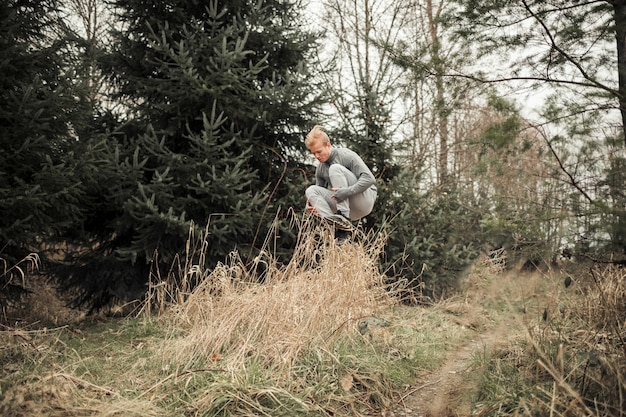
[385, 264, 551, 417]
[3, 257, 558, 417]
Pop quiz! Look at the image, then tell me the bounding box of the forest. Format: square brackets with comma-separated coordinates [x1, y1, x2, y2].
[1, 0, 625, 310]
[1, 1, 626, 416]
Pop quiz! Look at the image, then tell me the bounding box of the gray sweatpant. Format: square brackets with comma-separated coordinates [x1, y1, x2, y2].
[305, 164, 377, 221]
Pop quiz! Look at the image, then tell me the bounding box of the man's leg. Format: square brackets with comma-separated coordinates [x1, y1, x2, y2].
[347, 186, 377, 219]
[328, 165, 353, 218]
[305, 185, 352, 231]
[328, 164, 377, 220]
[305, 185, 337, 218]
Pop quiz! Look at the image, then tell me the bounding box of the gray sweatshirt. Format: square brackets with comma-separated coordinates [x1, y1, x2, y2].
[315, 148, 377, 199]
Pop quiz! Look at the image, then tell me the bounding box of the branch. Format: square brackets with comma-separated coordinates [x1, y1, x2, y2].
[403, 56, 618, 95]
[534, 125, 596, 204]
[444, 71, 612, 91]
[521, 0, 617, 97]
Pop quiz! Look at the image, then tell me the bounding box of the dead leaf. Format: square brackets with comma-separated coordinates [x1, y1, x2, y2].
[340, 374, 353, 392]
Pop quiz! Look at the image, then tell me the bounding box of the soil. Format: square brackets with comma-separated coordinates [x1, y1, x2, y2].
[384, 264, 551, 417]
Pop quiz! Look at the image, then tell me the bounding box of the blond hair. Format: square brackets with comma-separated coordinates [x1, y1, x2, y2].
[305, 125, 330, 148]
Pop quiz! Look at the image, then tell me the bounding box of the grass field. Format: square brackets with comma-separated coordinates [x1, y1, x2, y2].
[1, 223, 625, 416]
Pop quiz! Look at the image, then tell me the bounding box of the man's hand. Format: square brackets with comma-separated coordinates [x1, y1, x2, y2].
[331, 187, 350, 202]
[306, 199, 318, 215]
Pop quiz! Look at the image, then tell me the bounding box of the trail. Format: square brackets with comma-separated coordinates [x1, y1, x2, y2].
[386, 266, 550, 417]
[390, 318, 517, 417]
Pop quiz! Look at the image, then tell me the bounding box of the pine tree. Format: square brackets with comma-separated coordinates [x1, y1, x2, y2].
[0, 0, 88, 263]
[0, 0, 95, 311]
[59, 0, 319, 309]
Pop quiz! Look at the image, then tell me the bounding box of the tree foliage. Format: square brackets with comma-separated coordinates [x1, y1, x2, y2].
[445, 0, 626, 259]
[0, 0, 323, 311]
[7, 0, 626, 315]
[314, 0, 490, 297]
[0, 0, 89, 262]
[47, 0, 321, 309]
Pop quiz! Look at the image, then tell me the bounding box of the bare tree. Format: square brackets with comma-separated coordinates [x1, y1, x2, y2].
[63, 0, 112, 105]
[393, 0, 486, 185]
[317, 0, 411, 152]
[448, 0, 626, 256]
[67, 0, 106, 42]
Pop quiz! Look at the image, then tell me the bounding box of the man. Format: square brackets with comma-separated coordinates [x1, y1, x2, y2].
[304, 125, 377, 243]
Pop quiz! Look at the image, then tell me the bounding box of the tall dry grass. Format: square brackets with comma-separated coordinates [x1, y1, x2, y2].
[474, 264, 626, 416]
[1, 215, 408, 417]
[529, 264, 626, 416]
[1, 253, 40, 322]
[149, 213, 397, 373]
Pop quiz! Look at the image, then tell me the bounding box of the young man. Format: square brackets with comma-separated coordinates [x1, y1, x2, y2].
[304, 125, 377, 243]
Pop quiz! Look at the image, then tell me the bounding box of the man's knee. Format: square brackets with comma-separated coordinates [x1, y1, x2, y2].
[329, 164, 356, 186]
[328, 164, 346, 176]
[305, 185, 319, 199]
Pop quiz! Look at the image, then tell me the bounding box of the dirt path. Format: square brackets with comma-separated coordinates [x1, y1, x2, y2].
[386, 267, 549, 417]
[390, 318, 518, 417]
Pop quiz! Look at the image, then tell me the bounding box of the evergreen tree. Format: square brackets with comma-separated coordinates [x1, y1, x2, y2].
[0, 1, 88, 265]
[379, 168, 481, 301]
[59, 0, 319, 309]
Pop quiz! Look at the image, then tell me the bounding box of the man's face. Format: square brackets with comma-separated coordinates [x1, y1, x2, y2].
[308, 140, 332, 163]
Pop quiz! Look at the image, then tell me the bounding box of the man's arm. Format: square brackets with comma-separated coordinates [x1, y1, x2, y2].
[332, 149, 376, 201]
[315, 164, 329, 188]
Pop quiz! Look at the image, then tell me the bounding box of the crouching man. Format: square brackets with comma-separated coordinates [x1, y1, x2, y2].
[304, 125, 377, 243]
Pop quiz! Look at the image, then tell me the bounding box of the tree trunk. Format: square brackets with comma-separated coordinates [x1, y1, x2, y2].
[426, 0, 449, 184]
[612, 0, 626, 147]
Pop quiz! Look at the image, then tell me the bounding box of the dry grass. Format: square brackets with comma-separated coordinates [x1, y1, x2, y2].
[472, 264, 626, 416]
[2, 216, 424, 417]
[15, 217, 625, 416]
[1, 253, 41, 322]
[150, 215, 395, 371]
[0, 320, 166, 416]
[530, 264, 626, 416]
[0, 372, 163, 416]
[129, 215, 418, 415]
